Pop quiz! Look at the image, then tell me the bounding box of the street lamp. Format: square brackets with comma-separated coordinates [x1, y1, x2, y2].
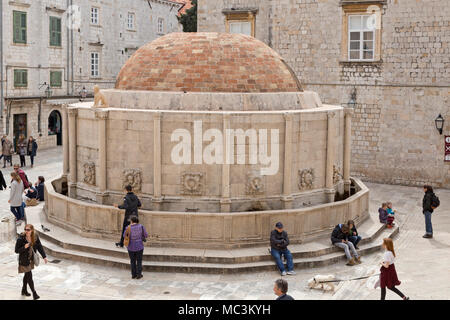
[79, 86, 88, 101]
[435, 114, 444, 135]
[348, 87, 357, 108]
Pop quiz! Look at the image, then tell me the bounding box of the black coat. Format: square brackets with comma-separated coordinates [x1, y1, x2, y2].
[422, 190, 434, 213]
[15, 233, 46, 267]
[349, 225, 358, 237]
[0, 170, 6, 190]
[118, 192, 142, 217]
[276, 294, 294, 300]
[270, 230, 290, 250]
[36, 182, 45, 201]
[27, 140, 38, 157]
[331, 224, 348, 244]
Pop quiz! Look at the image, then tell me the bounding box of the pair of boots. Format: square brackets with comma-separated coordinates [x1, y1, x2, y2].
[22, 286, 39, 300]
[346, 256, 362, 266]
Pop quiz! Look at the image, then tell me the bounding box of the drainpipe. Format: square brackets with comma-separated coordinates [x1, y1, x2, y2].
[66, 0, 70, 95]
[1, 0, 4, 129]
[70, 0, 74, 95]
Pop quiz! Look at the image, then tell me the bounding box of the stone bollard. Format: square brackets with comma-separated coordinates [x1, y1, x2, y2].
[0, 216, 17, 242]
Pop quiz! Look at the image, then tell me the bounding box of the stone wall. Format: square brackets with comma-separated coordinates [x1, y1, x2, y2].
[198, 0, 450, 188]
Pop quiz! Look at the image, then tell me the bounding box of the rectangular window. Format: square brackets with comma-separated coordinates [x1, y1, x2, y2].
[13, 11, 27, 44]
[14, 69, 28, 87]
[50, 71, 62, 87]
[229, 21, 252, 36]
[49, 17, 62, 46]
[128, 12, 135, 30]
[91, 7, 99, 24]
[91, 52, 99, 77]
[348, 15, 375, 61]
[157, 18, 164, 34]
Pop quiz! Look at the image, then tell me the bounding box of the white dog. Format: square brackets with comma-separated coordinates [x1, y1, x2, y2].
[307, 274, 336, 292]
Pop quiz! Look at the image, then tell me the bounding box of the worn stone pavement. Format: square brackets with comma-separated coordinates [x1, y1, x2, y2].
[0, 147, 449, 300]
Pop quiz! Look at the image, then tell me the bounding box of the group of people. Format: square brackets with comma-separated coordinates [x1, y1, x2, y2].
[378, 202, 396, 228]
[14, 183, 439, 300]
[1, 135, 38, 168]
[6, 164, 46, 224]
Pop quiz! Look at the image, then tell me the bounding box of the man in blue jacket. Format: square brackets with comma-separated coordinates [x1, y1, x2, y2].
[270, 222, 295, 276]
[115, 185, 142, 248]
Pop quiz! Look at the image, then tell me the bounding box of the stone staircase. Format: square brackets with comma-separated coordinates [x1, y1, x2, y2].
[25, 204, 399, 274]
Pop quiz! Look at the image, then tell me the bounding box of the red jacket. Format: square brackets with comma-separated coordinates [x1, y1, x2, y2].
[17, 169, 30, 189]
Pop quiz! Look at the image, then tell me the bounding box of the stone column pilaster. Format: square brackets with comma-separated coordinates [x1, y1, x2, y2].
[62, 104, 69, 179]
[325, 111, 336, 203]
[67, 108, 78, 198]
[95, 110, 108, 204]
[282, 112, 293, 209]
[220, 113, 231, 212]
[343, 108, 354, 195]
[153, 112, 162, 210]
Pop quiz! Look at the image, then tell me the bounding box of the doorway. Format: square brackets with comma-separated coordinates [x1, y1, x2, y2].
[48, 110, 62, 145]
[13, 113, 27, 152]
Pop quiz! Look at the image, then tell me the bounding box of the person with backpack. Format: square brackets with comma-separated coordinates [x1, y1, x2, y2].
[13, 164, 30, 189]
[422, 185, 439, 239]
[123, 216, 148, 279]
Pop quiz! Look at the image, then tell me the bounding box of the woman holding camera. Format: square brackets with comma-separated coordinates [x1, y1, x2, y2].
[123, 216, 148, 279]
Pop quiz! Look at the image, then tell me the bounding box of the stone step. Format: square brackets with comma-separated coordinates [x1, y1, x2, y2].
[30, 203, 388, 264]
[39, 226, 399, 274]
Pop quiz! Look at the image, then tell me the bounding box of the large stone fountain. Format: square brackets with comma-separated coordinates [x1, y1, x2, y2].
[45, 33, 368, 249]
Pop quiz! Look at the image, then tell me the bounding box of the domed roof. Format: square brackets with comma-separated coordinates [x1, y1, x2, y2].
[115, 32, 302, 93]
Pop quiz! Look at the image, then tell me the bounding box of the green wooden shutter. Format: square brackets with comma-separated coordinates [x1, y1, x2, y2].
[14, 69, 27, 87]
[13, 11, 25, 43]
[50, 71, 62, 87]
[50, 17, 62, 46]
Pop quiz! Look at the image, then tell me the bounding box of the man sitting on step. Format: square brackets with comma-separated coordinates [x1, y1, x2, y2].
[270, 222, 296, 276]
[331, 223, 361, 266]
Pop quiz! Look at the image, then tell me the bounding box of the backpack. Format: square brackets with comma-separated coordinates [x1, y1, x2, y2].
[431, 193, 440, 209]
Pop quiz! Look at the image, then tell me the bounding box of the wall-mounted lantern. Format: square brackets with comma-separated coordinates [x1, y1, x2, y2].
[435, 114, 444, 135]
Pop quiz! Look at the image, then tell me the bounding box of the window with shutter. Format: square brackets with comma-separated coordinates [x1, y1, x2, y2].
[13, 11, 27, 44]
[14, 69, 28, 87]
[50, 17, 62, 46]
[50, 71, 62, 87]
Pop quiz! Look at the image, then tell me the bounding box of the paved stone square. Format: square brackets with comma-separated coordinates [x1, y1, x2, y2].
[0, 147, 449, 300]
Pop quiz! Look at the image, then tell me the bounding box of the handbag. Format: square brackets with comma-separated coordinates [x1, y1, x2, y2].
[33, 247, 40, 267]
[123, 226, 131, 247]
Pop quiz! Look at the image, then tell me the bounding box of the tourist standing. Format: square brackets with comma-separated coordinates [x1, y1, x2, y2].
[2, 135, 13, 168]
[26, 136, 38, 168]
[422, 185, 439, 239]
[124, 216, 148, 279]
[9, 172, 25, 222]
[17, 135, 27, 168]
[270, 222, 296, 276]
[15, 224, 48, 300]
[13, 164, 30, 189]
[347, 220, 362, 249]
[274, 279, 294, 300]
[378, 238, 409, 300]
[114, 185, 142, 247]
[331, 223, 361, 266]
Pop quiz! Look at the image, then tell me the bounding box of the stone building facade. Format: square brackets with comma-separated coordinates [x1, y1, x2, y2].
[198, 0, 450, 188]
[0, 0, 182, 151]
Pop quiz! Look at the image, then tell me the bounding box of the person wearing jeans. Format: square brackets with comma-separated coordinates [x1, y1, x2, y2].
[124, 216, 148, 279]
[9, 172, 25, 222]
[331, 224, 361, 266]
[422, 185, 436, 238]
[347, 220, 362, 249]
[270, 222, 295, 276]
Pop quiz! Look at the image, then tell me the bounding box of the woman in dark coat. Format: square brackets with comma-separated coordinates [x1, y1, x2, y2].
[0, 169, 6, 190]
[26, 136, 38, 168]
[15, 224, 48, 299]
[35, 176, 45, 201]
